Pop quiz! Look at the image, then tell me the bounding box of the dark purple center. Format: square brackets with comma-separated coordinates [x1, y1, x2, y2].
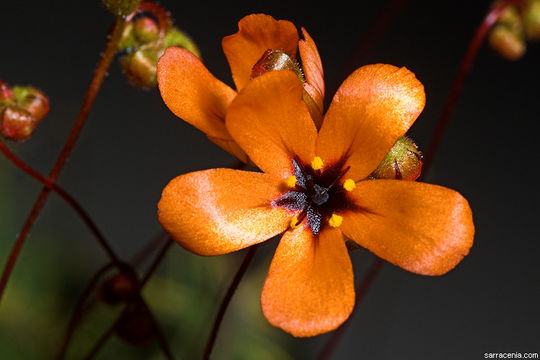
[272, 157, 358, 235]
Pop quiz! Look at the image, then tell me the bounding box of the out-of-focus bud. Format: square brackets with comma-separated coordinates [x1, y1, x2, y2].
[13, 86, 50, 122]
[98, 272, 138, 305]
[121, 47, 160, 89]
[1, 106, 37, 141]
[0, 83, 48, 141]
[251, 49, 304, 81]
[524, 0, 540, 40]
[134, 16, 160, 43]
[489, 4, 526, 60]
[115, 301, 157, 346]
[371, 136, 423, 181]
[489, 24, 526, 60]
[0, 80, 13, 101]
[102, 0, 141, 16]
[162, 27, 201, 59]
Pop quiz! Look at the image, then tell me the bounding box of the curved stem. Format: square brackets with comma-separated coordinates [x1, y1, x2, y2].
[421, 0, 525, 176]
[202, 244, 259, 360]
[0, 15, 126, 302]
[82, 239, 175, 359]
[57, 262, 116, 359]
[317, 257, 384, 360]
[317, 2, 526, 358]
[0, 139, 118, 263]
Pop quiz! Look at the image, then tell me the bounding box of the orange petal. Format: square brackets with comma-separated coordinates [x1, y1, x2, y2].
[226, 71, 317, 179]
[261, 226, 355, 337]
[157, 47, 236, 140]
[158, 169, 293, 256]
[299, 28, 325, 114]
[222, 14, 299, 91]
[317, 64, 425, 181]
[341, 180, 474, 275]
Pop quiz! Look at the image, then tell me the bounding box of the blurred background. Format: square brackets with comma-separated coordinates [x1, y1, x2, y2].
[1, 0, 539, 359]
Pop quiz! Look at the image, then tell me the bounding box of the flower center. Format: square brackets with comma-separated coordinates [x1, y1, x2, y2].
[272, 156, 358, 235]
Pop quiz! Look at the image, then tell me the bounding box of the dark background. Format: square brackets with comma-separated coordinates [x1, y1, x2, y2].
[1, 0, 539, 359]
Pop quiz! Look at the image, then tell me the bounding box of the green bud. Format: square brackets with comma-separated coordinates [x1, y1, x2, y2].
[251, 49, 304, 81]
[163, 27, 201, 58]
[121, 47, 159, 88]
[102, 0, 141, 16]
[524, 0, 540, 40]
[12, 86, 50, 122]
[134, 16, 160, 43]
[118, 22, 137, 52]
[489, 24, 526, 60]
[371, 136, 423, 181]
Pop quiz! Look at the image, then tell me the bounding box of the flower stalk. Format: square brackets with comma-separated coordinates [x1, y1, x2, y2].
[0, 15, 127, 302]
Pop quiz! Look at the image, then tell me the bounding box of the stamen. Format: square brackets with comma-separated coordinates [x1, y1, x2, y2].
[311, 156, 323, 170]
[343, 178, 356, 192]
[289, 216, 301, 229]
[285, 175, 297, 188]
[328, 214, 343, 228]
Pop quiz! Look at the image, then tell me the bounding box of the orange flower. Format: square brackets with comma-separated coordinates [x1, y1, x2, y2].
[157, 14, 324, 163]
[158, 67, 475, 337]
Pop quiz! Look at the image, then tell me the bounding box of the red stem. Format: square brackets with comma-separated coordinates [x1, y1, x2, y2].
[317, 2, 526, 358]
[317, 257, 384, 360]
[0, 139, 118, 262]
[421, 0, 525, 176]
[202, 244, 259, 360]
[0, 16, 126, 302]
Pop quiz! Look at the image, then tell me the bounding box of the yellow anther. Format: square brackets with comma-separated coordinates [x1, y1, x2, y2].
[328, 214, 343, 228]
[289, 217, 300, 229]
[343, 178, 356, 192]
[311, 156, 324, 170]
[285, 175, 297, 188]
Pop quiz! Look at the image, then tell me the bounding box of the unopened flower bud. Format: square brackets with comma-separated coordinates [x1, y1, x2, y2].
[0, 80, 13, 101]
[98, 272, 138, 305]
[162, 27, 201, 58]
[488, 24, 526, 60]
[0, 105, 38, 141]
[251, 49, 304, 82]
[121, 48, 159, 88]
[102, 0, 141, 16]
[13, 86, 50, 122]
[115, 301, 157, 346]
[134, 16, 159, 43]
[524, 0, 540, 40]
[371, 136, 423, 181]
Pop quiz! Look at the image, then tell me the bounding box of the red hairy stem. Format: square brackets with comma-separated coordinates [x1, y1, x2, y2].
[0, 16, 126, 302]
[202, 244, 259, 360]
[317, 257, 384, 360]
[0, 139, 118, 263]
[421, 0, 526, 176]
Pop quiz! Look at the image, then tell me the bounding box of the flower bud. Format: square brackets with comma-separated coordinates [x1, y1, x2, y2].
[251, 49, 304, 81]
[0, 80, 13, 101]
[98, 272, 138, 305]
[134, 16, 160, 43]
[0, 105, 38, 141]
[371, 136, 423, 181]
[115, 301, 157, 346]
[102, 0, 141, 16]
[524, 0, 540, 40]
[121, 47, 159, 89]
[488, 24, 526, 60]
[162, 27, 201, 59]
[13, 86, 50, 122]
